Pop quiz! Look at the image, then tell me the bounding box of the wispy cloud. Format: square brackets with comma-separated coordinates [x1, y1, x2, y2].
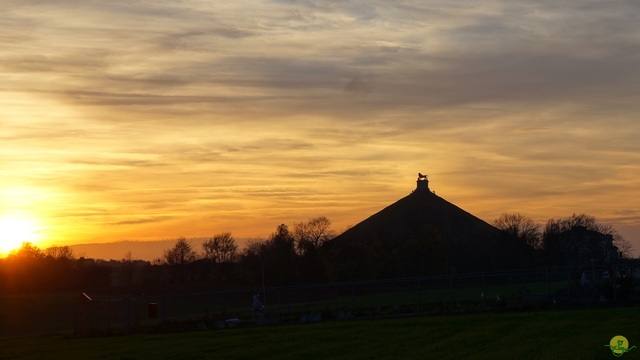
[2, 0, 639, 254]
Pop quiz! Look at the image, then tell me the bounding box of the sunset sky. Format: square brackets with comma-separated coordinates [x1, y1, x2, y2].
[2, 0, 639, 258]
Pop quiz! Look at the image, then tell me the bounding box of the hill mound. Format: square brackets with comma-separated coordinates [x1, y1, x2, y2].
[323, 175, 508, 279]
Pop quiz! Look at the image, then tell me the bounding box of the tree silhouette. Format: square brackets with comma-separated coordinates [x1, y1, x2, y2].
[543, 213, 631, 264]
[238, 239, 267, 285]
[293, 216, 334, 256]
[493, 213, 542, 249]
[45, 245, 75, 261]
[202, 233, 238, 264]
[264, 224, 296, 284]
[292, 217, 334, 281]
[163, 238, 198, 265]
[4, 242, 45, 292]
[10, 242, 44, 260]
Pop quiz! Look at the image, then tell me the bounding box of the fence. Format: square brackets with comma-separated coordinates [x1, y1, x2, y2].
[74, 264, 638, 336]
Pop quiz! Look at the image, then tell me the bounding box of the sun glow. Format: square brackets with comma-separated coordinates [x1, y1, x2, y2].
[0, 215, 43, 256]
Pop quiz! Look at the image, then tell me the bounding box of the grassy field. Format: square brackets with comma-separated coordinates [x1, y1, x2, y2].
[0, 279, 565, 338]
[3, 307, 640, 359]
[0, 293, 77, 337]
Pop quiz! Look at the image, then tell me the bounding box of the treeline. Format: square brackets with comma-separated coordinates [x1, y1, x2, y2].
[0, 243, 113, 293]
[492, 212, 632, 268]
[0, 217, 335, 294]
[0, 214, 634, 294]
[153, 216, 335, 287]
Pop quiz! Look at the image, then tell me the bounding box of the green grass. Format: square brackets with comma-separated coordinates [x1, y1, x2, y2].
[0, 278, 599, 339]
[263, 280, 567, 319]
[4, 307, 640, 359]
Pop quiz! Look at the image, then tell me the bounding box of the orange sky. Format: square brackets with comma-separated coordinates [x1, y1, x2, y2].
[1, 1, 639, 258]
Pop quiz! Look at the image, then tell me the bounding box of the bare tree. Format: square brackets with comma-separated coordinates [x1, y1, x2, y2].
[163, 238, 198, 265]
[11, 242, 44, 260]
[293, 216, 335, 255]
[599, 224, 633, 258]
[202, 232, 238, 264]
[544, 213, 633, 258]
[493, 213, 542, 249]
[45, 245, 76, 261]
[242, 239, 266, 258]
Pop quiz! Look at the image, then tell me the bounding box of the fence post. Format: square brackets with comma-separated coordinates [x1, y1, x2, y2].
[508, 274, 512, 304]
[351, 284, 355, 312]
[613, 266, 617, 302]
[567, 269, 571, 301]
[162, 296, 167, 322]
[74, 299, 79, 336]
[277, 289, 282, 319]
[122, 296, 132, 334]
[592, 260, 596, 303]
[222, 293, 226, 314]
[482, 273, 486, 305]
[96, 298, 100, 333]
[135, 297, 140, 328]
[417, 279, 421, 308]
[545, 268, 549, 298]
[393, 280, 397, 309]
[106, 298, 110, 331]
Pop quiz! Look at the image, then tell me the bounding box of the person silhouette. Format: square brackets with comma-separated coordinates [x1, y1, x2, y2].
[252, 293, 264, 318]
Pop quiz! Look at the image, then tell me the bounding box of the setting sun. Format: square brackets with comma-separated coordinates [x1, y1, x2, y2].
[0, 215, 42, 256]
